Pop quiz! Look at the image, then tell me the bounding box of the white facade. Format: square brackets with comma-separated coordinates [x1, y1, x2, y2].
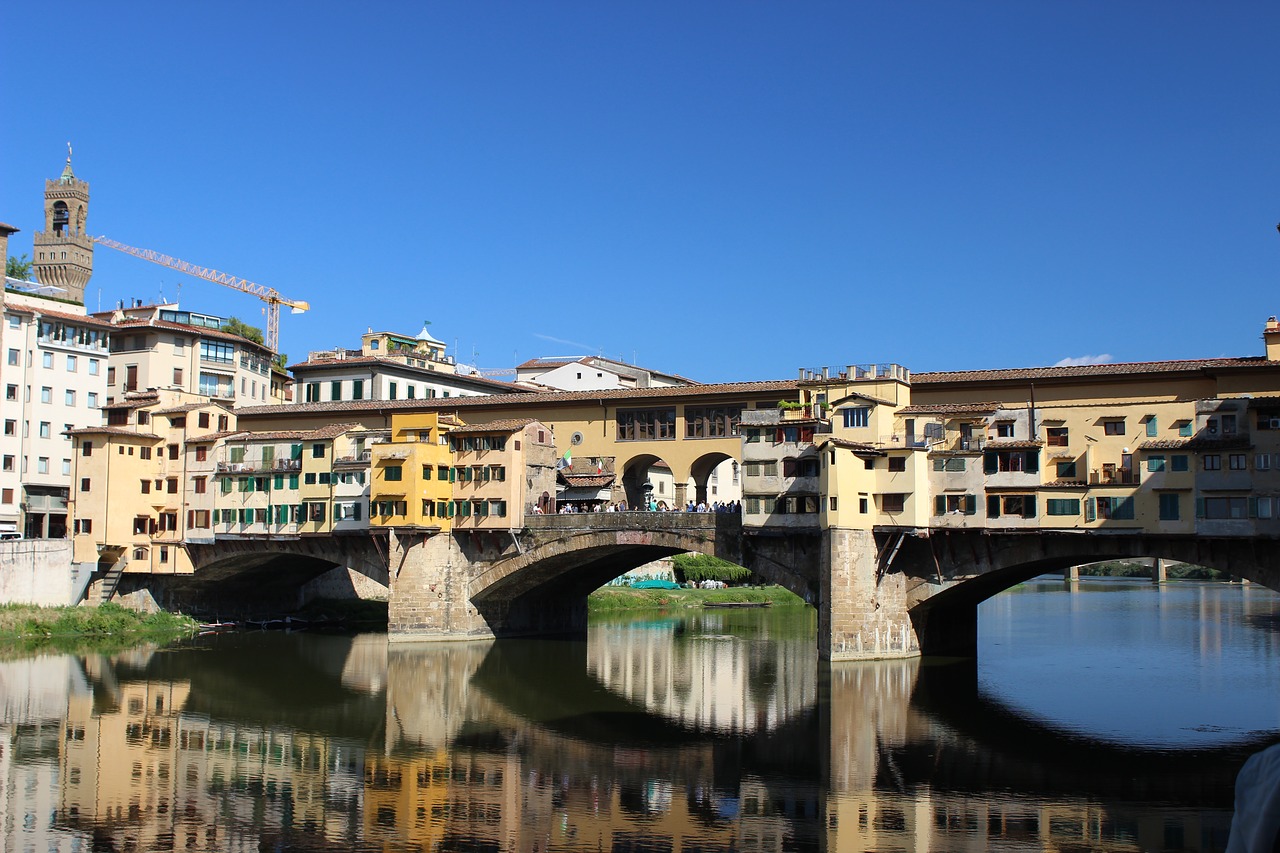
[515, 355, 696, 391]
[0, 282, 110, 537]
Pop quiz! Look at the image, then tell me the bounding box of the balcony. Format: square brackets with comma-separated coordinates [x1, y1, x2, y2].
[333, 450, 373, 466]
[879, 434, 931, 449]
[216, 458, 302, 474]
[1089, 469, 1140, 485]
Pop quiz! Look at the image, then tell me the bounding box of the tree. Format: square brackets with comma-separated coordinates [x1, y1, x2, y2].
[5, 254, 32, 281]
[222, 316, 264, 345]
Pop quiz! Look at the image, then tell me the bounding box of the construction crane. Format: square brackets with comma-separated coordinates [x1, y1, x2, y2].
[92, 236, 309, 354]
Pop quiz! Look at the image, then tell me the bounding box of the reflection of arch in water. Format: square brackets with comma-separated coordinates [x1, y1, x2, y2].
[892, 659, 1271, 807]
[585, 613, 818, 736]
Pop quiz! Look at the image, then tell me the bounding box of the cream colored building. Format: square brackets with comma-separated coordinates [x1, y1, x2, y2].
[91, 301, 285, 406]
[447, 419, 558, 527]
[67, 389, 235, 576]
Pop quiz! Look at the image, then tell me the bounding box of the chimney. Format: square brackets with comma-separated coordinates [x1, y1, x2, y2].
[0, 223, 18, 281]
[1264, 316, 1280, 361]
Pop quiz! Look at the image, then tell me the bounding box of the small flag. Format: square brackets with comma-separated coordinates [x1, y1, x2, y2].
[557, 448, 572, 470]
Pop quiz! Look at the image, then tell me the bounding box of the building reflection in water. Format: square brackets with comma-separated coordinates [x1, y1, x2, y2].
[0, 610, 1261, 853]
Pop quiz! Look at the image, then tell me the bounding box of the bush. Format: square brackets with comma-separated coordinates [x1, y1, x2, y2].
[669, 553, 755, 584]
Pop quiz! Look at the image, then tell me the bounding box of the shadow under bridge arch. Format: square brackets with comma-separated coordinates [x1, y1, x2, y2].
[466, 515, 744, 638]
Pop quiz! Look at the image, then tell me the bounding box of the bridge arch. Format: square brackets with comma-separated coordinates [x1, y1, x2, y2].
[688, 450, 735, 506]
[899, 530, 1280, 656]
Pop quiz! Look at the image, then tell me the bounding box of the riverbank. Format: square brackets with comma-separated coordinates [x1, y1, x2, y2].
[588, 585, 806, 612]
[0, 603, 198, 654]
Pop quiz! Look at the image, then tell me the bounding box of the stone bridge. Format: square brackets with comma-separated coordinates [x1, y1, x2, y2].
[142, 518, 1280, 662]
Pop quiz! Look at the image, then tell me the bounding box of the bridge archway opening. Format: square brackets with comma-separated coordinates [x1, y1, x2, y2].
[620, 454, 683, 510]
[689, 451, 736, 507]
[908, 534, 1280, 657]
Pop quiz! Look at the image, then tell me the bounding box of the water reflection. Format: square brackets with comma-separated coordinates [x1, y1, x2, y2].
[0, 595, 1274, 852]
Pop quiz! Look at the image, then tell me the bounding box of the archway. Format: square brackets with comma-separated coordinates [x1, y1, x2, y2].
[620, 453, 684, 510]
[689, 451, 738, 508]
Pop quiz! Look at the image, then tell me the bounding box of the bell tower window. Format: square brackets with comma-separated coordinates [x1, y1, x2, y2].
[52, 201, 69, 234]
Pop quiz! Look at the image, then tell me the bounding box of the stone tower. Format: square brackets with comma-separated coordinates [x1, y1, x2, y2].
[33, 145, 93, 304]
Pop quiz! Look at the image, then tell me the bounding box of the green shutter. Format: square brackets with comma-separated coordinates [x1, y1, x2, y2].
[1085, 498, 1096, 522]
[964, 494, 977, 515]
[984, 452, 998, 475]
[935, 495, 946, 515]
[987, 495, 1000, 518]
[1026, 452, 1039, 474]
[1195, 497, 1205, 519]
[353, 502, 362, 521]
[1146, 417, 1158, 437]
[1024, 497, 1036, 519]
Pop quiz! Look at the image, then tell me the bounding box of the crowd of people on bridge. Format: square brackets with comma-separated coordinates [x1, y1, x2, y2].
[538, 499, 743, 515]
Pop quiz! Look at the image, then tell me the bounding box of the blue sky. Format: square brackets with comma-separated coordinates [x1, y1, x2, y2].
[3, 2, 1277, 383]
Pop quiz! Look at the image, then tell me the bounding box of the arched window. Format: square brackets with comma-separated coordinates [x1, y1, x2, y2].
[52, 201, 70, 234]
[132, 547, 148, 561]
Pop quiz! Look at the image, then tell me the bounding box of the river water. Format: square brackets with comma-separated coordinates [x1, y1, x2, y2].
[2, 579, 1278, 852]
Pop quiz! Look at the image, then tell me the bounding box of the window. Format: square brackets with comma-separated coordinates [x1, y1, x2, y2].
[881, 494, 906, 513]
[89, 359, 99, 376]
[62, 458, 70, 475]
[81, 441, 93, 457]
[3, 420, 12, 436]
[1257, 454, 1272, 472]
[42, 352, 52, 368]
[1147, 456, 1166, 473]
[934, 494, 977, 515]
[140, 479, 151, 494]
[306, 383, 320, 403]
[1159, 493, 1180, 521]
[66, 355, 77, 372]
[1103, 420, 1125, 436]
[888, 457, 906, 473]
[1145, 417, 1158, 437]
[1229, 454, 1247, 471]
[1, 488, 11, 504]
[331, 380, 342, 401]
[616, 408, 677, 441]
[173, 368, 183, 385]
[388, 382, 397, 400]
[199, 340, 234, 363]
[312, 443, 325, 458]
[995, 421, 1015, 438]
[987, 494, 1037, 519]
[983, 450, 1039, 474]
[39, 422, 50, 439]
[87, 392, 98, 408]
[1171, 455, 1189, 472]
[195, 445, 207, 462]
[65, 390, 76, 406]
[1198, 496, 1248, 520]
[684, 406, 743, 438]
[41, 387, 52, 403]
[352, 379, 364, 400]
[842, 407, 870, 429]
[1046, 427, 1068, 446]
[306, 503, 326, 522]
[1045, 498, 1080, 516]
[1, 456, 12, 472]
[37, 457, 48, 474]
[1203, 455, 1221, 471]
[5, 349, 17, 366]
[1056, 461, 1077, 479]
[859, 496, 868, 514]
[384, 465, 402, 481]
[4, 385, 13, 401]
[194, 477, 206, 494]
[80, 478, 90, 492]
[1092, 496, 1135, 520]
[304, 473, 317, 485]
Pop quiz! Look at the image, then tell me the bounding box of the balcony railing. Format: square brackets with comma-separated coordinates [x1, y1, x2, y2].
[217, 458, 302, 474]
[333, 450, 373, 465]
[879, 434, 931, 449]
[1089, 469, 1140, 485]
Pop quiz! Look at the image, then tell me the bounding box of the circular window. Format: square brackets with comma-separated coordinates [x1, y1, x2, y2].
[571, 432, 584, 445]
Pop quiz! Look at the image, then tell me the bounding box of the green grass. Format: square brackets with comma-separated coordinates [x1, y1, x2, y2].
[0, 603, 198, 653]
[588, 585, 806, 612]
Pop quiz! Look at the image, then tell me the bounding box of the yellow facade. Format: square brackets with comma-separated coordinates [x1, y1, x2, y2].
[369, 412, 458, 530]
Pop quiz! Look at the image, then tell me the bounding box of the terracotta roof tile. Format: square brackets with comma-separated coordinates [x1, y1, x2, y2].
[65, 426, 161, 439]
[820, 437, 884, 455]
[983, 440, 1044, 450]
[223, 421, 363, 442]
[449, 418, 537, 435]
[559, 473, 615, 488]
[913, 357, 1268, 385]
[897, 401, 1002, 415]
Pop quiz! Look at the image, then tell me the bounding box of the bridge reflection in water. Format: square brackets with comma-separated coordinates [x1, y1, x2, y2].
[0, 616, 1261, 853]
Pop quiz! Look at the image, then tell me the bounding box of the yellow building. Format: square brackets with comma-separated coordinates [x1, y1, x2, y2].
[447, 419, 557, 528]
[68, 389, 235, 577]
[369, 412, 460, 530]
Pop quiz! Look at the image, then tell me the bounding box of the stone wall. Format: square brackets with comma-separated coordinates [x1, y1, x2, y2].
[821, 528, 920, 661]
[0, 540, 91, 605]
